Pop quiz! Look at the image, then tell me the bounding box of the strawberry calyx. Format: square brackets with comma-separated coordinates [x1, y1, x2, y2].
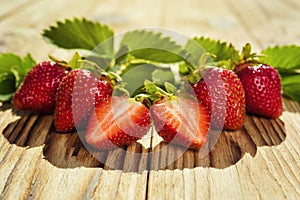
[184, 53, 221, 85]
[233, 43, 264, 73]
[78, 58, 122, 88]
[143, 80, 176, 104]
[48, 55, 72, 70]
[187, 65, 220, 85]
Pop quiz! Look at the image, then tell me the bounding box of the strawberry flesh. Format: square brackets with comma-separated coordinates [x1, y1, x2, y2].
[85, 96, 151, 150]
[151, 97, 210, 149]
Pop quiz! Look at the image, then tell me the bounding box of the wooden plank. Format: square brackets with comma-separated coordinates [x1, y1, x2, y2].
[0, 147, 41, 199]
[0, 0, 33, 20]
[157, 0, 260, 50]
[227, 0, 300, 48]
[0, 0, 300, 199]
[0, 145, 24, 194]
[29, 162, 102, 200]
[92, 170, 123, 199]
[193, 168, 210, 199]
[115, 171, 148, 200]
[147, 170, 186, 200]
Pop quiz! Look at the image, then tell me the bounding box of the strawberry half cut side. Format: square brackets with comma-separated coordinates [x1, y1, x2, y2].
[85, 96, 151, 151]
[151, 97, 210, 149]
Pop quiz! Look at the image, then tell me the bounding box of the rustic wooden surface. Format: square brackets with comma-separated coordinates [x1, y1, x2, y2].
[0, 0, 300, 199]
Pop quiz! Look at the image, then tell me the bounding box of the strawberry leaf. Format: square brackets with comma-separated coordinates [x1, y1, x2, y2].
[164, 82, 177, 94]
[260, 45, 300, 71]
[0, 53, 22, 73]
[42, 18, 114, 57]
[68, 52, 82, 69]
[184, 37, 239, 67]
[121, 63, 157, 96]
[119, 30, 184, 63]
[281, 74, 300, 101]
[151, 69, 175, 85]
[0, 73, 15, 101]
[0, 53, 36, 101]
[259, 45, 300, 101]
[22, 54, 36, 72]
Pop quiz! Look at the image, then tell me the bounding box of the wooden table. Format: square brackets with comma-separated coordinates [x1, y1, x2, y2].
[0, 0, 300, 199]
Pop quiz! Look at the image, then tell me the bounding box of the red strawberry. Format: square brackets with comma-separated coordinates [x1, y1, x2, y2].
[54, 69, 114, 132]
[236, 63, 282, 118]
[151, 97, 210, 149]
[85, 96, 151, 150]
[192, 68, 246, 130]
[13, 61, 68, 113]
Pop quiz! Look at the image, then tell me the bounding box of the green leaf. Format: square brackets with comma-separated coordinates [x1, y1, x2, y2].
[151, 68, 175, 85]
[260, 45, 300, 71]
[0, 72, 15, 101]
[119, 30, 184, 63]
[10, 67, 23, 88]
[22, 54, 36, 72]
[121, 63, 157, 96]
[0, 73, 15, 93]
[68, 52, 82, 69]
[164, 82, 177, 94]
[0, 53, 22, 73]
[0, 53, 36, 101]
[281, 74, 300, 101]
[12, 54, 36, 88]
[241, 43, 252, 59]
[42, 18, 114, 57]
[184, 37, 239, 67]
[83, 54, 112, 70]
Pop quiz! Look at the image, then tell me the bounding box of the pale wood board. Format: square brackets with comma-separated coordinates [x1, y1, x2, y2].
[0, 0, 300, 199]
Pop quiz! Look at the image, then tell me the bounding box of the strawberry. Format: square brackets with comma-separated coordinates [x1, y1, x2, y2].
[54, 69, 114, 132]
[13, 61, 68, 113]
[236, 63, 283, 118]
[85, 96, 151, 150]
[192, 68, 246, 130]
[151, 97, 210, 149]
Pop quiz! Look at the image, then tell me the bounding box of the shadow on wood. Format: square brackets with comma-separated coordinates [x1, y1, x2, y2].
[1, 103, 286, 172]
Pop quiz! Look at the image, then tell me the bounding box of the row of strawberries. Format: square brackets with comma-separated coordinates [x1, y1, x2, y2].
[12, 56, 282, 150]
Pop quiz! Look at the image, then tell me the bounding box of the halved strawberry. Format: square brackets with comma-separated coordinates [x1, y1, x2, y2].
[85, 96, 151, 150]
[151, 97, 210, 149]
[13, 61, 68, 113]
[54, 69, 114, 132]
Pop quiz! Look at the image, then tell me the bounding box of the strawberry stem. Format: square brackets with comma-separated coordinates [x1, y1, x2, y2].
[143, 80, 175, 104]
[48, 55, 71, 70]
[134, 93, 152, 108]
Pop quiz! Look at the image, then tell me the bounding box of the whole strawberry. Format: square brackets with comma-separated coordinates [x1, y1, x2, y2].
[151, 97, 210, 149]
[13, 61, 68, 113]
[85, 96, 151, 150]
[236, 63, 282, 118]
[54, 69, 114, 132]
[192, 68, 246, 130]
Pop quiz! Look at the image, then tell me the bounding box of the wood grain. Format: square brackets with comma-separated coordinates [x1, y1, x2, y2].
[0, 0, 300, 199]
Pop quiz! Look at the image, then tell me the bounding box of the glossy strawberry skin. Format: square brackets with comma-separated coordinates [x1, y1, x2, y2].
[85, 96, 151, 150]
[192, 68, 246, 130]
[54, 69, 113, 132]
[151, 97, 210, 149]
[237, 63, 282, 118]
[13, 61, 68, 113]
